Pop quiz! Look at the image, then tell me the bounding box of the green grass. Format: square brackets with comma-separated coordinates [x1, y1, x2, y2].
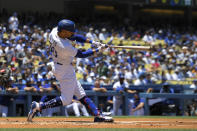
[0, 129, 196, 131]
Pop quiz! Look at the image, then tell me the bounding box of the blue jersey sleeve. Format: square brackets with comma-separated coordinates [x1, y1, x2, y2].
[90, 86, 95, 90]
[140, 98, 145, 103]
[69, 34, 87, 43]
[75, 48, 99, 58]
[40, 95, 48, 102]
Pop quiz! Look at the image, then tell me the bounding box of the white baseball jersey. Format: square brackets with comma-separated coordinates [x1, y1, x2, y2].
[49, 27, 77, 79]
[113, 81, 129, 116]
[113, 81, 129, 100]
[49, 27, 86, 105]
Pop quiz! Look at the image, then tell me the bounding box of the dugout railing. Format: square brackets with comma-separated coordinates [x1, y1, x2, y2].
[0, 84, 196, 116]
[140, 93, 197, 116]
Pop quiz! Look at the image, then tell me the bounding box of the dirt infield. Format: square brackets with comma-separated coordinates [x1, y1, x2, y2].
[0, 117, 196, 129]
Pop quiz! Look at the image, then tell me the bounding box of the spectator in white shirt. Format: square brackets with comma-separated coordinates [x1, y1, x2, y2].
[86, 28, 98, 41]
[165, 69, 173, 80]
[142, 31, 155, 45]
[134, 73, 147, 85]
[99, 28, 107, 41]
[8, 12, 19, 31]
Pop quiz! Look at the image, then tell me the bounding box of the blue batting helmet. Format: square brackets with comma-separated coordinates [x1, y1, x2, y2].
[57, 19, 75, 32]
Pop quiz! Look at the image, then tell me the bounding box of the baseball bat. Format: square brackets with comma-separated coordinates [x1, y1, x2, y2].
[109, 45, 151, 51]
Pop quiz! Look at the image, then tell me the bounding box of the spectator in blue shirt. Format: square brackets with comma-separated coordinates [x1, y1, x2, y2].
[160, 83, 174, 94]
[129, 93, 145, 116]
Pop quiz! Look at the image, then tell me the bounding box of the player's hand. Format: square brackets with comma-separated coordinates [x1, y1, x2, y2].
[98, 44, 108, 51]
[92, 41, 102, 47]
[119, 90, 124, 94]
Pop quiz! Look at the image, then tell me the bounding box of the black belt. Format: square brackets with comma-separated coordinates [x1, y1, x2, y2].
[56, 62, 72, 65]
[57, 62, 63, 65]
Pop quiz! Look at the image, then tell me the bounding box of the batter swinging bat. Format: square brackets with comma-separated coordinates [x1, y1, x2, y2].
[109, 45, 151, 51]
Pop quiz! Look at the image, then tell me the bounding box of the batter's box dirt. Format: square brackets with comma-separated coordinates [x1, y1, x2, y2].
[0, 117, 196, 129]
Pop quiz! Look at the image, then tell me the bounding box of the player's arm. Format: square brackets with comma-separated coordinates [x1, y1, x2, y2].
[75, 48, 99, 58]
[132, 102, 144, 112]
[75, 44, 107, 58]
[93, 87, 107, 93]
[69, 34, 100, 45]
[126, 89, 136, 94]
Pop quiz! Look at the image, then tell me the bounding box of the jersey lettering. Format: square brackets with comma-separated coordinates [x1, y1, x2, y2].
[50, 45, 58, 57]
[49, 37, 58, 58]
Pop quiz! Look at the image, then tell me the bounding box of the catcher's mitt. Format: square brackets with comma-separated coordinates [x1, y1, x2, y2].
[0, 67, 11, 88]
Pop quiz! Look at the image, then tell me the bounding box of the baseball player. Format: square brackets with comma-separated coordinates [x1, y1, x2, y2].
[27, 19, 113, 122]
[113, 73, 136, 116]
[65, 97, 89, 117]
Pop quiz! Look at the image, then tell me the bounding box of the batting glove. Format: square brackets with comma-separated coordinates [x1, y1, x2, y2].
[97, 44, 108, 50]
[92, 41, 102, 46]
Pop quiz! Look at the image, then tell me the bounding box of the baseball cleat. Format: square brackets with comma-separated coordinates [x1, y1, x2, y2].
[27, 101, 40, 122]
[101, 112, 112, 116]
[94, 115, 114, 123]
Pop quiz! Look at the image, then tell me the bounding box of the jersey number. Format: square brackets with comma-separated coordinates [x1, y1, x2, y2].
[50, 46, 58, 57]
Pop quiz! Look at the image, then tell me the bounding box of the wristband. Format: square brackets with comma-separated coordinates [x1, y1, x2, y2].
[89, 40, 93, 44]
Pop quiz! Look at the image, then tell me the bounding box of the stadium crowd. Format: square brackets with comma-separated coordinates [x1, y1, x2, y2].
[0, 11, 197, 116]
[0, 11, 197, 87]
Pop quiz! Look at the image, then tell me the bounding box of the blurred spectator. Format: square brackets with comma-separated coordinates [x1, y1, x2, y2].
[24, 81, 37, 93]
[144, 73, 155, 84]
[134, 73, 147, 85]
[39, 80, 54, 93]
[165, 69, 174, 81]
[97, 61, 108, 77]
[91, 78, 107, 111]
[160, 83, 174, 93]
[99, 28, 107, 41]
[142, 31, 155, 45]
[8, 12, 19, 31]
[129, 92, 145, 116]
[91, 78, 107, 93]
[86, 28, 98, 41]
[190, 80, 197, 93]
[79, 73, 90, 85]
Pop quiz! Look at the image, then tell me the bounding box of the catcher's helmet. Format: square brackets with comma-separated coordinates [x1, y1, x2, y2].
[57, 19, 75, 32]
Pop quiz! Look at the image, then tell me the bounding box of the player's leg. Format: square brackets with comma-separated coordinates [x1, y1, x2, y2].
[74, 81, 99, 116]
[113, 97, 122, 116]
[27, 96, 64, 122]
[1, 105, 8, 117]
[79, 104, 89, 117]
[64, 106, 69, 117]
[128, 99, 134, 116]
[72, 102, 81, 117]
[74, 81, 113, 122]
[135, 108, 144, 116]
[27, 79, 74, 122]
